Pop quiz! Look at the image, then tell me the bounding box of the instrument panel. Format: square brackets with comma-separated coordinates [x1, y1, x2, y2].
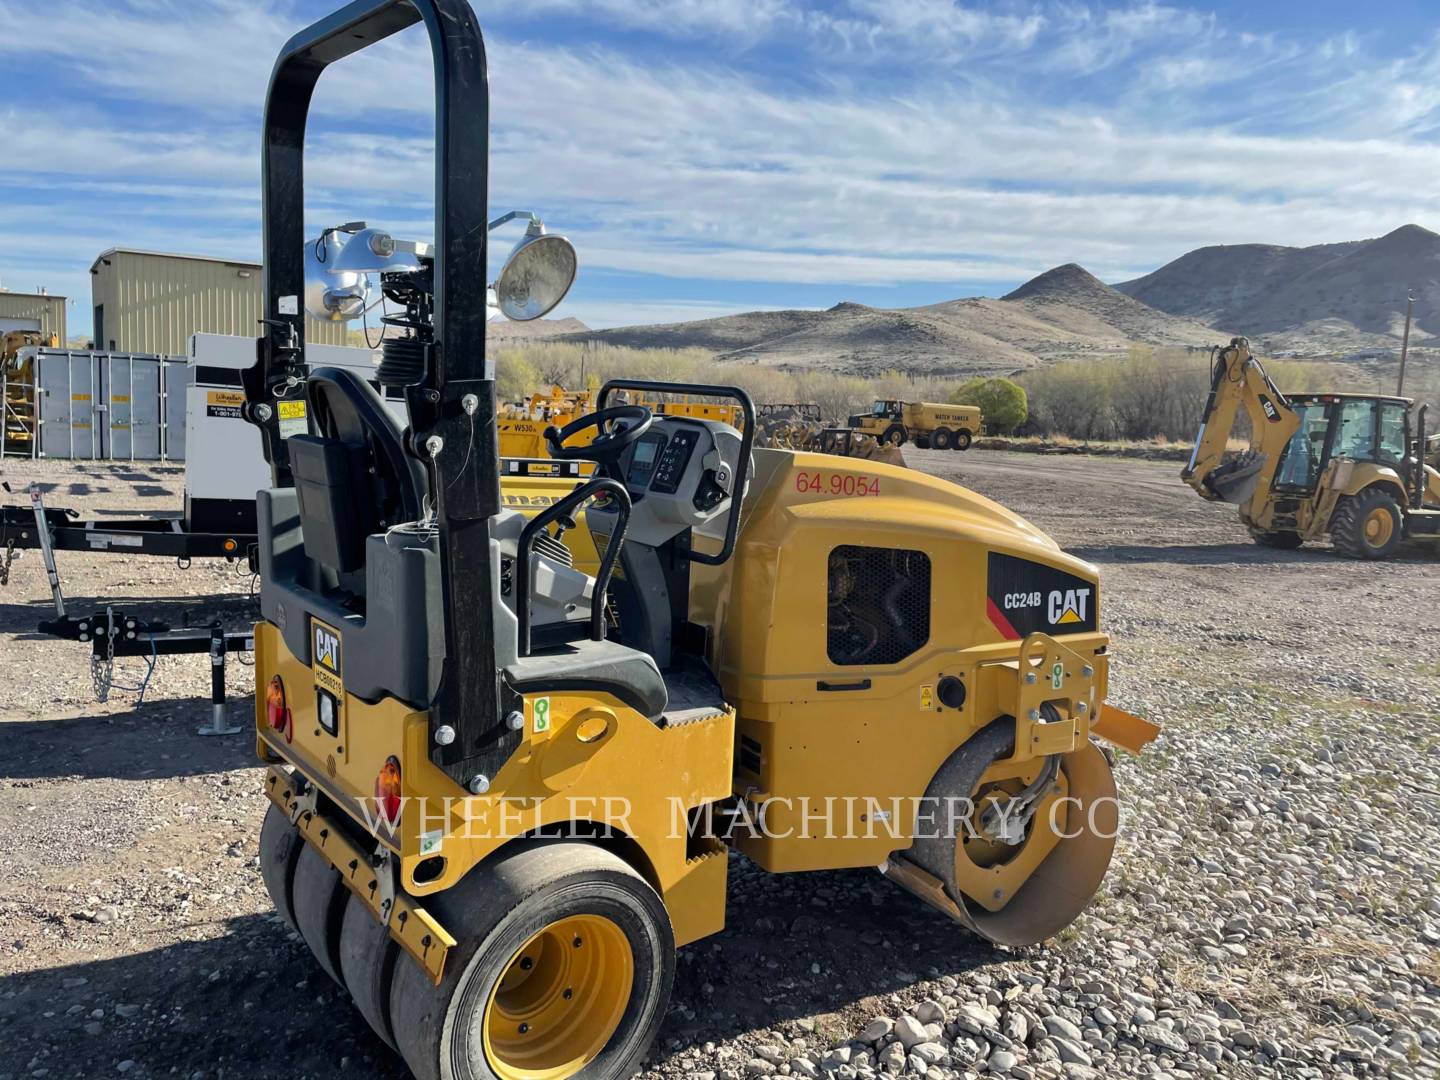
[624, 426, 702, 495]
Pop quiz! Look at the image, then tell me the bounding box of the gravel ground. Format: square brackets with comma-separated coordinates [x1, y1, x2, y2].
[2, 451, 1438, 1080]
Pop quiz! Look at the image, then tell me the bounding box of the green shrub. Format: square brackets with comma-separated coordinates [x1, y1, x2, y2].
[950, 377, 1027, 433]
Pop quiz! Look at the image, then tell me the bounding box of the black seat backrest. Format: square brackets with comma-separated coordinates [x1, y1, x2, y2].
[291, 367, 427, 573]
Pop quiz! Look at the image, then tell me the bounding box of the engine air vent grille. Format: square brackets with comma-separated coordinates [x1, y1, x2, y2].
[827, 545, 931, 666]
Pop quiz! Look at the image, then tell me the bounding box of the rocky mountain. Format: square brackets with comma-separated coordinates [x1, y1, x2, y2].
[1116, 224, 1440, 358]
[563, 268, 1219, 376]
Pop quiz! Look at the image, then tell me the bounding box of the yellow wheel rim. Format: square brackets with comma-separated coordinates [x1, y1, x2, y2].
[1364, 507, 1394, 547]
[482, 914, 634, 1080]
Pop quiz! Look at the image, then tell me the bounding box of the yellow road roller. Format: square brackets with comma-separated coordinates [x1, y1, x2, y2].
[242, 3, 1158, 1077]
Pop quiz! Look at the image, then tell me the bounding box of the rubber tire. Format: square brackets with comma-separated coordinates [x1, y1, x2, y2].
[931, 428, 953, 451]
[339, 889, 401, 1050]
[1248, 528, 1303, 550]
[954, 429, 972, 451]
[389, 841, 675, 1080]
[1331, 487, 1403, 560]
[882, 424, 907, 447]
[293, 840, 350, 988]
[259, 803, 303, 931]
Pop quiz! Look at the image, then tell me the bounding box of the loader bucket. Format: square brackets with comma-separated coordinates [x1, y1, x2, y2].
[863, 443, 906, 468]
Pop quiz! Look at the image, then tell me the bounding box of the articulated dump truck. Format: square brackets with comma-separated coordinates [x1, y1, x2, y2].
[243, 3, 1159, 1077]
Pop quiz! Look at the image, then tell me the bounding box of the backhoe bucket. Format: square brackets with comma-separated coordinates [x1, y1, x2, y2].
[1205, 451, 1265, 505]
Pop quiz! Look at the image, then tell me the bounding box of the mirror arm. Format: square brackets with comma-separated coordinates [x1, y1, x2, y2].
[487, 209, 541, 232]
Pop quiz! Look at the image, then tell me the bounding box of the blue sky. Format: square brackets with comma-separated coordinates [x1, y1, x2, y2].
[3, 1, 1440, 336]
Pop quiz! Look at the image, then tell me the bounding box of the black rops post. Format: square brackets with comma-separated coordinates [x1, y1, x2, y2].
[244, 0, 503, 779]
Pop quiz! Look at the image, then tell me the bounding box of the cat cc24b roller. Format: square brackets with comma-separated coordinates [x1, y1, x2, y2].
[245, 4, 1159, 1077]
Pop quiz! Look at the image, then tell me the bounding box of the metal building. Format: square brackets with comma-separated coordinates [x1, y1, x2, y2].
[90, 249, 348, 355]
[0, 289, 67, 340]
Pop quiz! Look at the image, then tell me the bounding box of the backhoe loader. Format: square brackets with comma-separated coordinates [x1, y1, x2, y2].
[245, 4, 1157, 1077]
[1184, 337, 1440, 559]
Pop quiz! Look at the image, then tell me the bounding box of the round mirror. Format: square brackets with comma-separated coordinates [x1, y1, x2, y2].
[303, 232, 368, 321]
[495, 227, 578, 321]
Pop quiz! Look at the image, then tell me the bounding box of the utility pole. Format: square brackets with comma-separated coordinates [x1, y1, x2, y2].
[1398, 291, 1415, 396]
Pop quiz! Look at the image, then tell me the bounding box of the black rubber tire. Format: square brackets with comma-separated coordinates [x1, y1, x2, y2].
[954, 429, 973, 451]
[1331, 486, 1403, 560]
[882, 424, 907, 447]
[389, 841, 675, 1080]
[339, 889, 401, 1050]
[259, 803, 303, 931]
[293, 841, 350, 988]
[1248, 528, 1303, 550]
[930, 428, 953, 451]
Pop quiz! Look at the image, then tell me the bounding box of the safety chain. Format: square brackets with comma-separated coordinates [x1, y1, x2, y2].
[0, 538, 16, 587]
[91, 613, 116, 703]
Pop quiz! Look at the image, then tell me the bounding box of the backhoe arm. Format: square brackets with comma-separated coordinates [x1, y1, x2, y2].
[1182, 337, 1298, 509]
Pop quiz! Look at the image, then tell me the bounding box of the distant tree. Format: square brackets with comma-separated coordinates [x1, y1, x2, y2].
[950, 377, 1028, 433]
[495, 351, 541, 403]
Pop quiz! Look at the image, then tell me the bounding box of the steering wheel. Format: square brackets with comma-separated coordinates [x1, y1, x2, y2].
[544, 405, 653, 463]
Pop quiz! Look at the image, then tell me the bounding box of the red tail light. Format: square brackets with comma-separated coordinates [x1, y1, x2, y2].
[265, 676, 292, 742]
[375, 756, 402, 823]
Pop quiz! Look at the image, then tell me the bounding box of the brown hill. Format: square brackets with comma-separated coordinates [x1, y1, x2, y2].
[488, 315, 591, 340]
[563, 270, 1218, 376]
[1115, 225, 1440, 358]
[1001, 263, 1222, 346]
[1115, 240, 1363, 325]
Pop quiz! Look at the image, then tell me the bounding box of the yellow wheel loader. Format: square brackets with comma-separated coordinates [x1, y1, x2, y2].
[497, 386, 595, 461]
[243, 5, 1157, 1077]
[1183, 337, 1440, 559]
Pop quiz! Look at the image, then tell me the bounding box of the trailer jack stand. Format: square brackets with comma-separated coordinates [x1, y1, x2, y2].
[197, 626, 242, 737]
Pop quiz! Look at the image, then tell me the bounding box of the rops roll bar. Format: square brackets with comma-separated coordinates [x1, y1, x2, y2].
[249, 0, 502, 783]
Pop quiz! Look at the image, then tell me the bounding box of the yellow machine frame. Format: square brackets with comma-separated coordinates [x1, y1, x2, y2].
[256, 448, 1157, 984]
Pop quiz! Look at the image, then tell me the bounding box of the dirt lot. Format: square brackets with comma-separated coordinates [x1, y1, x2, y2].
[2, 451, 1438, 1080]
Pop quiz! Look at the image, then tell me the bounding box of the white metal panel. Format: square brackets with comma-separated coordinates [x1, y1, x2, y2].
[36, 351, 101, 459]
[27, 348, 180, 460]
[184, 375, 267, 503]
[101, 354, 164, 459]
[0, 316, 40, 333]
[163, 359, 188, 461]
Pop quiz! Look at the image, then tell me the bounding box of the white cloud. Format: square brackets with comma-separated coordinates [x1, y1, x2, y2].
[4, 0, 1440, 339]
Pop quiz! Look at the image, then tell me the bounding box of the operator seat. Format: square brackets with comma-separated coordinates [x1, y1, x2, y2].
[288, 366, 427, 573]
[256, 367, 443, 709]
